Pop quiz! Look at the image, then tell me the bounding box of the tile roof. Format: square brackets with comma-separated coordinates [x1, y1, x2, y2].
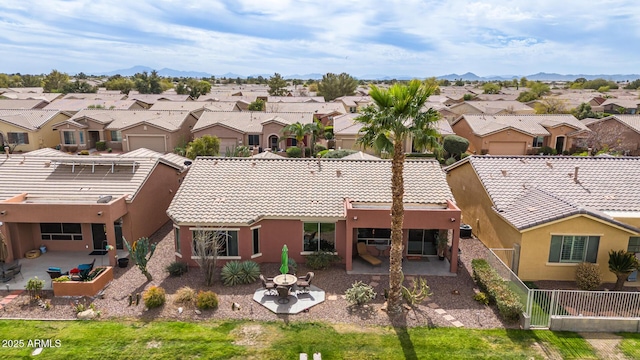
[1, 93, 62, 102]
[455, 114, 589, 137]
[0, 109, 63, 130]
[0, 148, 187, 203]
[264, 102, 345, 114]
[341, 151, 380, 160]
[127, 94, 192, 103]
[167, 158, 454, 224]
[69, 109, 192, 132]
[450, 101, 535, 114]
[62, 93, 126, 101]
[268, 96, 325, 103]
[193, 111, 314, 133]
[250, 151, 285, 159]
[0, 99, 49, 109]
[601, 99, 640, 108]
[447, 155, 640, 230]
[333, 114, 454, 136]
[44, 99, 138, 111]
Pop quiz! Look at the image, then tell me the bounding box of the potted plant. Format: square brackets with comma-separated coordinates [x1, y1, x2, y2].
[436, 231, 449, 261]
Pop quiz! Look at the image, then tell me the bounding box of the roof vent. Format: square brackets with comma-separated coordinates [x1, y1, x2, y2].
[573, 166, 580, 183]
[546, 161, 553, 168]
[97, 195, 112, 203]
[336, 169, 342, 177]
[183, 160, 192, 166]
[501, 169, 508, 177]
[519, 158, 527, 164]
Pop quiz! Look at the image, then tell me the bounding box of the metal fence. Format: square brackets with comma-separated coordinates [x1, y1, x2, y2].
[487, 248, 640, 328]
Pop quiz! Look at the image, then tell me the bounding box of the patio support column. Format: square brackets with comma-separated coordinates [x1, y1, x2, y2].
[345, 220, 354, 271]
[104, 223, 117, 266]
[450, 226, 459, 273]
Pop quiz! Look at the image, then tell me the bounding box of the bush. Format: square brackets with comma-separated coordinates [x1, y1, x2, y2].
[166, 261, 189, 277]
[322, 149, 357, 158]
[473, 292, 489, 305]
[314, 144, 327, 154]
[239, 261, 260, 284]
[196, 290, 219, 310]
[286, 146, 302, 158]
[538, 145, 557, 155]
[220, 261, 243, 286]
[79, 150, 90, 155]
[25, 277, 45, 300]
[345, 281, 376, 305]
[174, 286, 196, 304]
[143, 286, 166, 309]
[96, 141, 107, 151]
[316, 149, 329, 158]
[443, 135, 469, 160]
[575, 262, 601, 290]
[304, 147, 311, 157]
[460, 152, 471, 159]
[471, 259, 523, 322]
[305, 251, 341, 270]
[444, 157, 457, 166]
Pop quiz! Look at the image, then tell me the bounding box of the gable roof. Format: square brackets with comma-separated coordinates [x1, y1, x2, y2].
[0, 109, 64, 131]
[449, 100, 535, 115]
[167, 158, 454, 224]
[264, 102, 345, 114]
[0, 148, 188, 203]
[446, 155, 640, 231]
[193, 111, 314, 133]
[0, 99, 49, 109]
[44, 99, 139, 111]
[583, 115, 640, 135]
[68, 109, 192, 132]
[454, 114, 589, 137]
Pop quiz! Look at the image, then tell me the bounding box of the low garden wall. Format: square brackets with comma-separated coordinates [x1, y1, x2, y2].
[53, 266, 113, 297]
[550, 316, 640, 333]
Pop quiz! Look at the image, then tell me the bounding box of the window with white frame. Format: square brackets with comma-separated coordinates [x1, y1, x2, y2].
[252, 227, 260, 255]
[110, 130, 123, 142]
[303, 222, 335, 252]
[174, 227, 181, 254]
[628, 237, 640, 253]
[63, 131, 76, 145]
[548, 235, 600, 263]
[79, 131, 85, 145]
[192, 229, 238, 257]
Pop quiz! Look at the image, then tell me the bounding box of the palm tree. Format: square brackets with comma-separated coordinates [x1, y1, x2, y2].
[609, 250, 638, 290]
[355, 79, 441, 314]
[280, 122, 317, 158]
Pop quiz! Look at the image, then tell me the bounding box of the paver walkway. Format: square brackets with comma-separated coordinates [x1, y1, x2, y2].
[580, 333, 629, 360]
[427, 301, 464, 327]
[0, 290, 24, 310]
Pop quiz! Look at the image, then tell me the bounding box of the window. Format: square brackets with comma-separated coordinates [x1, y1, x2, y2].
[174, 227, 181, 254]
[303, 222, 335, 252]
[7, 132, 29, 145]
[79, 131, 85, 145]
[191, 229, 238, 257]
[248, 134, 260, 146]
[286, 138, 297, 147]
[110, 130, 123, 142]
[357, 228, 392, 246]
[628, 237, 640, 253]
[252, 228, 260, 255]
[63, 131, 76, 145]
[532, 136, 544, 147]
[40, 223, 83, 241]
[549, 235, 600, 263]
[349, 107, 357, 113]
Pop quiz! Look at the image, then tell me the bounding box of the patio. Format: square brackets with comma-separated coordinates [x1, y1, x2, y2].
[1, 250, 128, 291]
[348, 256, 456, 276]
[253, 284, 325, 314]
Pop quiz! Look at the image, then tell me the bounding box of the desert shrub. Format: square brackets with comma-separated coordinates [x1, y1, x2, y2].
[444, 157, 457, 166]
[538, 145, 557, 155]
[304, 147, 311, 157]
[25, 277, 45, 300]
[305, 251, 341, 270]
[286, 146, 302, 158]
[345, 281, 376, 305]
[174, 286, 196, 304]
[316, 149, 329, 158]
[471, 259, 523, 322]
[196, 290, 219, 310]
[401, 277, 431, 305]
[79, 150, 90, 155]
[473, 292, 489, 305]
[314, 144, 327, 154]
[221, 261, 243, 286]
[239, 261, 261, 284]
[143, 286, 166, 309]
[443, 135, 469, 160]
[575, 262, 601, 290]
[96, 141, 106, 151]
[166, 261, 189, 277]
[322, 149, 357, 158]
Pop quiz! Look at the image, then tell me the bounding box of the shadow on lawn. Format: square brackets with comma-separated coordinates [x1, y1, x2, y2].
[387, 311, 418, 360]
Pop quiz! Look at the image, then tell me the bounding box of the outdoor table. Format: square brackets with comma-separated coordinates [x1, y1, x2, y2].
[273, 274, 296, 287]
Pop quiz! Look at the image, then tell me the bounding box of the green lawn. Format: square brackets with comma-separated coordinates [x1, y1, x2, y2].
[0, 320, 599, 359]
[617, 333, 640, 358]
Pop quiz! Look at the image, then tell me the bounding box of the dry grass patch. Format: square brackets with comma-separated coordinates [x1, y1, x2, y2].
[331, 323, 392, 335]
[231, 324, 276, 349]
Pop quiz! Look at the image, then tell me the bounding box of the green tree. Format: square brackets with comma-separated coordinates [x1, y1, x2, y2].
[247, 99, 265, 111]
[176, 79, 210, 98]
[21, 74, 43, 87]
[423, 77, 441, 95]
[609, 250, 638, 291]
[572, 102, 603, 120]
[482, 83, 501, 94]
[62, 80, 97, 93]
[104, 76, 135, 94]
[317, 72, 358, 101]
[534, 98, 568, 114]
[624, 79, 640, 90]
[519, 77, 528, 88]
[186, 135, 220, 159]
[583, 78, 618, 90]
[267, 73, 288, 96]
[355, 80, 440, 315]
[43, 69, 70, 92]
[280, 122, 317, 158]
[443, 135, 469, 160]
[134, 70, 163, 94]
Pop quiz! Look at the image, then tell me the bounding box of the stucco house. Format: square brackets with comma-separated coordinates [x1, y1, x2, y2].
[191, 111, 315, 152]
[0, 109, 71, 152]
[452, 114, 590, 155]
[448, 101, 536, 116]
[445, 155, 640, 282]
[601, 99, 640, 115]
[0, 99, 50, 109]
[167, 157, 461, 273]
[0, 148, 190, 266]
[581, 115, 640, 155]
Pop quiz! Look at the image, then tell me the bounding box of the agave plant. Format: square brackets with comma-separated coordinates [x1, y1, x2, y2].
[239, 261, 260, 284]
[220, 261, 243, 286]
[609, 250, 639, 291]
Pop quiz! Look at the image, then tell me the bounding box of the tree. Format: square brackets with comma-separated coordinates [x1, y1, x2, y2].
[534, 98, 568, 114]
[176, 79, 211, 98]
[134, 70, 163, 94]
[62, 80, 97, 93]
[104, 76, 135, 94]
[572, 103, 602, 120]
[192, 228, 227, 286]
[186, 135, 220, 159]
[21, 74, 43, 87]
[443, 135, 469, 160]
[43, 69, 70, 92]
[280, 122, 317, 158]
[267, 73, 288, 96]
[247, 99, 265, 111]
[519, 77, 528, 88]
[355, 80, 440, 315]
[317, 72, 358, 101]
[423, 77, 441, 95]
[482, 83, 501, 94]
[124, 237, 157, 282]
[608, 250, 638, 291]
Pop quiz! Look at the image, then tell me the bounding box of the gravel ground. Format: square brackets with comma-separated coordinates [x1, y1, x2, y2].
[0, 223, 514, 329]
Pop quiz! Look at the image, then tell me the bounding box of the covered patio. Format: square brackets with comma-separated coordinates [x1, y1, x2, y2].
[348, 256, 456, 276]
[1, 250, 127, 291]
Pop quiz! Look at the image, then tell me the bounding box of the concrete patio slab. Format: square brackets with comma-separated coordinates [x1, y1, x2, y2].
[253, 285, 325, 314]
[348, 257, 456, 276]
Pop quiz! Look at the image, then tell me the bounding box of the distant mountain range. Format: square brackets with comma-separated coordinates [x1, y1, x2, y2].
[100, 66, 640, 82]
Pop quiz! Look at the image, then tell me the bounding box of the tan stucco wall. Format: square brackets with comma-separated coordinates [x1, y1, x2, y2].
[519, 215, 636, 282]
[192, 124, 243, 143]
[450, 103, 482, 116]
[451, 119, 483, 153]
[0, 113, 69, 152]
[546, 125, 581, 152]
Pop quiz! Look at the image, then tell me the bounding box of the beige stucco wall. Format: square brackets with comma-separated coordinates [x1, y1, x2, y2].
[451, 119, 483, 153]
[0, 112, 70, 152]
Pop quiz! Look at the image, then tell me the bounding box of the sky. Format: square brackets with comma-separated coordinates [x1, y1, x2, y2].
[1, 0, 639, 78]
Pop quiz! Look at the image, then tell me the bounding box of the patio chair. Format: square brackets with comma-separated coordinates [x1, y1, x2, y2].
[357, 242, 382, 266]
[260, 274, 277, 295]
[296, 272, 314, 293]
[46, 269, 63, 286]
[78, 258, 95, 272]
[276, 285, 290, 304]
[9, 263, 23, 281]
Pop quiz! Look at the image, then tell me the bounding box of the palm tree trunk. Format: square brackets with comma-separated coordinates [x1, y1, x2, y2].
[615, 274, 628, 291]
[387, 140, 405, 315]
